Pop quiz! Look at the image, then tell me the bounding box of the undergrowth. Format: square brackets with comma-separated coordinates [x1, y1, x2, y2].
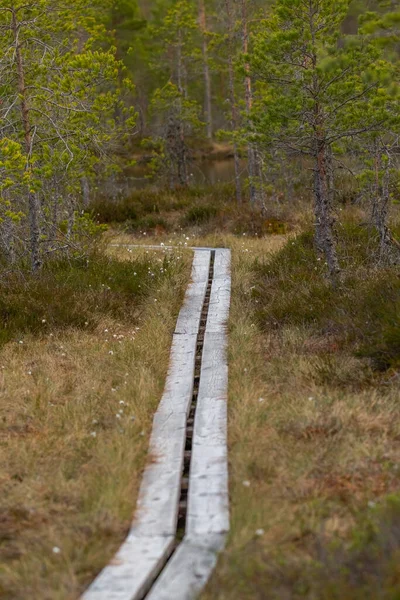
[0, 251, 179, 347]
[202, 231, 400, 600]
[91, 184, 295, 236]
[254, 223, 400, 371]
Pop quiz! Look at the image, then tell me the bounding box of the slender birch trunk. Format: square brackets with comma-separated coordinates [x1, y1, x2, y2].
[81, 177, 90, 208]
[225, 0, 242, 204]
[371, 141, 400, 263]
[176, 31, 188, 187]
[12, 9, 41, 272]
[199, 0, 213, 139]
[241, 0, 259, 205]
[0, 215, 16, 265]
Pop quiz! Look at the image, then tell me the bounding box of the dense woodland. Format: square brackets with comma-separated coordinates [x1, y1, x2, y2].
[0, 0, 399, 280]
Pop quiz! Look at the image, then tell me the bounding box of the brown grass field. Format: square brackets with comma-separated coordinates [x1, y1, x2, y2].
[2, 202, 400, 599]
[0, 247, 190, 599]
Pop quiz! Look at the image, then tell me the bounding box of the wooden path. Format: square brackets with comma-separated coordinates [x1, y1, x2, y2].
[82, 247, 231, 600]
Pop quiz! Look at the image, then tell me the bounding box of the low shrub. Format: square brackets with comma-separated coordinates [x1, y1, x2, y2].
[91, 198, 140, 223]
[0, 251, 182, 346]
[182, 204, 218, 226]
[254, 223, 400, 370]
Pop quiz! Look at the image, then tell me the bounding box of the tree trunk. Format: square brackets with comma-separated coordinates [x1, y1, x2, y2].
[225, 0, 242, 204]
[49, 190, 59, 247]
[81, 177, 90, 208]
[12, 9, 41, 272]
[241, 0, 259, 205]
[199, 0, 213, 139]
[0, 216, 16, 265]
[371, 142, 399, 264]
[175, 31, 189, 187]
[314, 143, 341, 282]
[67, 196, 75, 242]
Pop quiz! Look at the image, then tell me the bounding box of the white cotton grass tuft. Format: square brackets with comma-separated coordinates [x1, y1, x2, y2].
[255, 529, 265, 537]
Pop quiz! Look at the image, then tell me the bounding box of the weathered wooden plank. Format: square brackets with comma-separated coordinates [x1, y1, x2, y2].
[197, 332, 228, 400]
[82, 536, 175, 600]
[146, 534, 226, 600]
[206, 250, 231, 333]
[175, 251, 211, 335]
[213, 249, 231, 279]
[82, 251, 208, 600]
[158, 333, 197, 414]
[110, 244, 217, 252]
[147, 250, 231, 600]
[188, 334, 230, 534]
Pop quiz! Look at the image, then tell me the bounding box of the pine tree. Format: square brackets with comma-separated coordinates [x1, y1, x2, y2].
[250, 0, 395, 281]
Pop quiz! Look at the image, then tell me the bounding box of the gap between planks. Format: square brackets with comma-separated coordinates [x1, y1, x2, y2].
[82, 247, 231, 600]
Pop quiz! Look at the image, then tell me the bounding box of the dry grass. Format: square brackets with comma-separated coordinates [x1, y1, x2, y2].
[92, 184, 309, 238]
[199, 234, 400, 600]
[0, 248, 190, 600]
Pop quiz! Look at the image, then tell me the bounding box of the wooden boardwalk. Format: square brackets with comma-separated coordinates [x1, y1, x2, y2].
[82, 247, 231, 600]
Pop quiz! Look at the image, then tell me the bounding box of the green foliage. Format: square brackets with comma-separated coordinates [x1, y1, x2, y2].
[249, 0, 398, 152]
[0, 0, 136, 269]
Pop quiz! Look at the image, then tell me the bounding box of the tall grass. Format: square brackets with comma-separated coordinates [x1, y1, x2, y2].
[0, 251, 178, 346]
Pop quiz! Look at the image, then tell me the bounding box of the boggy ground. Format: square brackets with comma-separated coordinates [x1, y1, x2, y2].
[2, 201, 400, 599]
[200, 227, 400, 600]
[0, 247, 190, 599]
[113, 218, 400, 599]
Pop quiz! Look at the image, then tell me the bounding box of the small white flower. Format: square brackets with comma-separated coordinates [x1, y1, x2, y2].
[116, 414, 121, 419]
[255, 529, 265, 536]
[119, 400, 125, 405]
[242, 480, 251, 488]
[52, 546, 61, 554]
[368, 501, 376, 508]
[109, 350, 114, 355]
[42, 319, 46, 323]
[19, 340, 24, 344]
[90, 431, 97, 438]
[92, 419, 98, 425]
[308, 396, 314, 401]
[258, 398, 264, 403]
[28, 371, 32, 375]
[104, 329, 108, 333]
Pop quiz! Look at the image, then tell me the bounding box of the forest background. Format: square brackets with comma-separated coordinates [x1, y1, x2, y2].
[0, 0, 399, 279]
